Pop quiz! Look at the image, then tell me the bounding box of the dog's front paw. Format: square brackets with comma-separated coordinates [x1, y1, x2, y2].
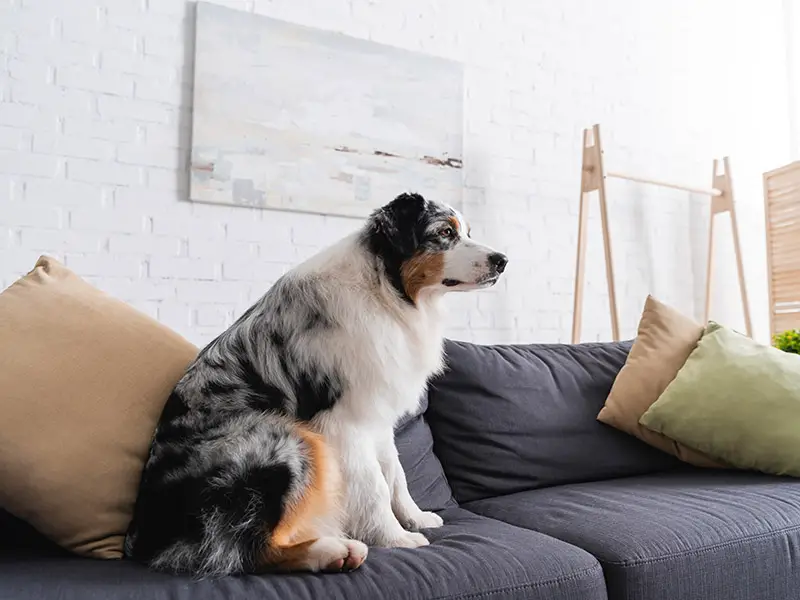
[402, 510, 444, 532]
[315, 538, 369, 573]
[386, 531, 430, 549]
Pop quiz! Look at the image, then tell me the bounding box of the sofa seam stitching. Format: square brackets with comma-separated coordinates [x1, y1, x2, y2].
[429, 563, 603, 600]
[604, 523, 800, 568]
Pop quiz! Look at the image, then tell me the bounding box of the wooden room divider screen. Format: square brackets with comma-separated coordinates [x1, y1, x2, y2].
[764, 161, 800, 340]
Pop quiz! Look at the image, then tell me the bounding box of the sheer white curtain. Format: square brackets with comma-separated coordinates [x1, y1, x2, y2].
[786, 0, 800, 159]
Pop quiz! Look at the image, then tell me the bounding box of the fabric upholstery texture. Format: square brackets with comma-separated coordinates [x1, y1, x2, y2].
[0, 256, 198, 559]
[467, 470, 800, 600]
[0, 508, 607, 600]
[596, 295, 721, 467]
[394, 394, 457, 511]
[427, 339, 679, 503]
[640, 321, 800, 478]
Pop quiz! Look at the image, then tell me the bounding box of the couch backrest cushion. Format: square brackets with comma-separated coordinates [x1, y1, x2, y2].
[395, 394, 457, 511]
[427, 339, 681, 503]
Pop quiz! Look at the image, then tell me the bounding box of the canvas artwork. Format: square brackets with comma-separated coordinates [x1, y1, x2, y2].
[190, 2, 464, 218]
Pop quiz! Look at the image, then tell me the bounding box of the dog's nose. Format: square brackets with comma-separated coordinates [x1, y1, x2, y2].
[488, 253, 508, 273]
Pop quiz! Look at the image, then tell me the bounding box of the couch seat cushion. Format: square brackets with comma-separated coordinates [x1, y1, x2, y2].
[467, 470, 800, 600]
[0, 508, 606, 600]
[427, 340, 679, 503]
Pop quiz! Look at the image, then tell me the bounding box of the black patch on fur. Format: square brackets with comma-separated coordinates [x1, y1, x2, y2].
[126, 472, 206, 566]
[267, 335, 343, 419]
[147, 443, 191, 478]
[361, 193, 429, 303]
[154, 421, 195, 444]
[238, 353, 288, 412]
[294, 369, 344, 421]
[243, 387, 286, 413]
[153, 389, 198, 442]
[208, 463, 291, 531]
[128, 462, 292, 574]
[204, 463, 292, 572]
[237, 353, 271, 396]
[361, 192, 460, 303]
[375, 192, 429, 255]
[159, 390, 190, 423]
[268, 330, 285, 349]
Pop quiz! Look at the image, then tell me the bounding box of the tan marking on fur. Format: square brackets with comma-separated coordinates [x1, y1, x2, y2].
[263, 425, 342, 569]
[268, 539, 322, 571]
[448, 216, 460, 233]
[401, 252, 445, 303]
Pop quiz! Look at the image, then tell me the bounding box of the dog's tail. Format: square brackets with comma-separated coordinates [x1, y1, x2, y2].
[127, 415, 340, 577]
[193, 461, 295, 576]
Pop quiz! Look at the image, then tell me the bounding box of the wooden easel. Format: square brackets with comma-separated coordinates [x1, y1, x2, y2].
[571, 123, 752, 343]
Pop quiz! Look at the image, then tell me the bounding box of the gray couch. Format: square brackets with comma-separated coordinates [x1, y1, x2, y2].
[2, 339, 799, 600]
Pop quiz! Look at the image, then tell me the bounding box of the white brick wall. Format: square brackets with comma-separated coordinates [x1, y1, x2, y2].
[0, 0, 795, 348]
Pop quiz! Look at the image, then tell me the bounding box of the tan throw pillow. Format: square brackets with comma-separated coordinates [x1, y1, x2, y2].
[597, 295, 724, 468]
[0, 256, 197, 559]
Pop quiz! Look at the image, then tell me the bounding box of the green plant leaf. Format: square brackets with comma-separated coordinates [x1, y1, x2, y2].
[774, 329, 800, 354]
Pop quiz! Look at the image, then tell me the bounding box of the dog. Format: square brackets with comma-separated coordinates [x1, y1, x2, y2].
[124, 192, 508, 577]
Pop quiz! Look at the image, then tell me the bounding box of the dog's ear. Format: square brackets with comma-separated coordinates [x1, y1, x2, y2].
[373, 193, 427, 256]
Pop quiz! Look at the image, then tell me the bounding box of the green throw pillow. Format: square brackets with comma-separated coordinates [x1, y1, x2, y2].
[639, 321, 800, 477]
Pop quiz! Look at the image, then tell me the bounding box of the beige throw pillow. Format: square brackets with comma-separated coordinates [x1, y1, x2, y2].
[0, 256, 197, 558]
[597, 295, 724, 468]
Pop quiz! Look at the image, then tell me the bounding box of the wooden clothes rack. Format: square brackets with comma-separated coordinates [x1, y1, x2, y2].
[571, 123, 752, 343]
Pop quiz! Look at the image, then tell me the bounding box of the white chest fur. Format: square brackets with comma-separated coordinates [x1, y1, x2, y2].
[335, 298, 444, 424]
[297, 237, 447, 426]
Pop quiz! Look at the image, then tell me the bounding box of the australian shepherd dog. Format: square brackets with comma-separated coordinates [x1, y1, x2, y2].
[125, 192, 508, 577]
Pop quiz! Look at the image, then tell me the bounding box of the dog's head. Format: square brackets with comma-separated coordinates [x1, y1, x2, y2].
[363, 192, 508, 304]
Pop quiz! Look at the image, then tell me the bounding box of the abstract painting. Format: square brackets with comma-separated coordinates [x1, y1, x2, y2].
[190, 2, 464, 218]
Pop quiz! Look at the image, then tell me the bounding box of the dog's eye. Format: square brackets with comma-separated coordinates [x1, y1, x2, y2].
[439, 227, 455, 239]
